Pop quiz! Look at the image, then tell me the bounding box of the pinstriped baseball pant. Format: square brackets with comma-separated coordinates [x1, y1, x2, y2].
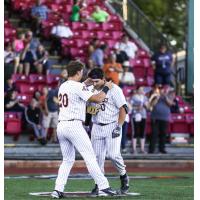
[91, 122, 127, 178]
[54, 120, 109, 192]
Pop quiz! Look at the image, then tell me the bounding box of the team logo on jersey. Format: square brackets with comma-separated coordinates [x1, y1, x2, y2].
[82, 86, 89, 91]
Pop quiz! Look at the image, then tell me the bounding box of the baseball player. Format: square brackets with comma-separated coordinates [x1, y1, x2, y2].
[51, 61, 117, 199]
[86, 68, 129, 195]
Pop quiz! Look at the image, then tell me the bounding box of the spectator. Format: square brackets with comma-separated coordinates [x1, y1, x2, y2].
[91, 44, 107, 68]
[121, 97, 132, 153]
[151, 44, 174, 86]
[4, 78, 16, 93]
[115, 35, 138, 59]
[82, 59, 95, 81]
[31, 0, 50, 34]
[91, 6, 110, 22]
[88, 38, 100, 57]
[131, 87, 148, 154]
[4, 90, 24, 113]
[103, 53, 123, 85]
[4, 43, 17, 81]
[21, 31, 40, 76]
[70, 0, 82, 22]
[34, 44, 50, 75]
[119, 61, 135, 86]
[25, 98, 47, 145]
[42, 88, 59, 143]
[148, 86, 175, 154]
[12, 33, 25, 74]
[50, 19, 73, 55]
[114, 46, 129, 64]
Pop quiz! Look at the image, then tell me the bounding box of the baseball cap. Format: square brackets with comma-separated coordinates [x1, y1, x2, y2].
[88, 68, 104, 79]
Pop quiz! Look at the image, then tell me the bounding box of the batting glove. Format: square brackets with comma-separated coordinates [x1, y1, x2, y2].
[112, 125, 121, 138]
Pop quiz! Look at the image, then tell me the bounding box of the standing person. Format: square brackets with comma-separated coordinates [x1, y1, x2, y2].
[148, 86, 175, 154]
[70, 0, 82, 22]
[131, 87, 148, 154]
[51, 61, 117, 198]
[151, 44, 174, 86]
[43, 87, 59, 143]
[87, 68, 129, 195]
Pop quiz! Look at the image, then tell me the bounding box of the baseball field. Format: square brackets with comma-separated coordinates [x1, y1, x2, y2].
[4, 172, 193, 200]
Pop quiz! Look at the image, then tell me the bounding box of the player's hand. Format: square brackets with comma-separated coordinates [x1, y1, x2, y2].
[84, 78, 93, 86]
[105, 81, 113, 90]
[112, 125, 121, 138]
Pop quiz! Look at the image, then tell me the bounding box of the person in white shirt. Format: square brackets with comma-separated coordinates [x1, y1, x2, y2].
[115, 35, 138, 59]
[50, 19, 73, 55]
[119, 61, 135, 86]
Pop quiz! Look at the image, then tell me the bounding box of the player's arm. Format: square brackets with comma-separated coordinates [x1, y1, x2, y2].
[88, 81, 113, 103]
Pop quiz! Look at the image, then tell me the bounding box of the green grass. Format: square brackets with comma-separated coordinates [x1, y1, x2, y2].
[4, 172, 193, 200]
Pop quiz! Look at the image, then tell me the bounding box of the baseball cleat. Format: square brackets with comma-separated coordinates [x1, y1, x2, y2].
[91, 184, 99, 196]
[120, 174, 129, 193]
[51, 190, 64, 199]
[98, 187, 117, 196]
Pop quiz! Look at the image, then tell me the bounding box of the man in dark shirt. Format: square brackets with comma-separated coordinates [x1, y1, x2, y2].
[25, 98, 46, 145]
[152, 44, 174, 86]
[42, 88, 59, 143]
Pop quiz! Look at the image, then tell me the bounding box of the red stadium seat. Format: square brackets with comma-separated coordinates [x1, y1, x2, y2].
[46, 74, 60, 85]
[185, 114, 194, 135]
[17, 93, 33, 106]
[122, 86, 136, 97]
[170, 114, 190, 133]
[19, 84, 37, 94]
[136, 49, 150, 58]
[29, 74, 46, 84]
[86, 22, 102, 31]
[72, 22, 87, 30]
[132, 66, 146, 77]
[76, 39, 90, 48]
[131, 58, 144, 67]
[5, 118, 22, 136]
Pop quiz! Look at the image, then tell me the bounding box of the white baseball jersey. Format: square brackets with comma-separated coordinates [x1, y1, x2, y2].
[91, 84, 127, 124]
[54, 80, 110, 192]
[58, 80, 93, 121]
[89, 84, 127, 178]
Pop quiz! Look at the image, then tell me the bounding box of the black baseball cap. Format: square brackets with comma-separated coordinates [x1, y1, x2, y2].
[88, 68, 104, 79]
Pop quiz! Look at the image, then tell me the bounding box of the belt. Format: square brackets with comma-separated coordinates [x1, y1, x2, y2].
[58, 119, 82, 122]
[95, 121, 116, 126]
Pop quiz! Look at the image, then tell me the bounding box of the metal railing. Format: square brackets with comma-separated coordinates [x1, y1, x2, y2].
[109, 0, 169, 52]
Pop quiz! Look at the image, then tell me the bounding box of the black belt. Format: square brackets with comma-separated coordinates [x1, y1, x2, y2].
[95, 121, 116, 126]
[59, 119, 82, 122]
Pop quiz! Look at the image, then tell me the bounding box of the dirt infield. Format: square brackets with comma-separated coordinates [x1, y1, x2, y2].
[4, 160, 193, 175]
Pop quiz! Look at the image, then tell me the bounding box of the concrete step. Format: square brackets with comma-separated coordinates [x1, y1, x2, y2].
[4, 143, 194, 160]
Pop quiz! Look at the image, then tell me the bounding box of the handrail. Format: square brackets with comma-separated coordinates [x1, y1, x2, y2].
[109, 0, 170, 52]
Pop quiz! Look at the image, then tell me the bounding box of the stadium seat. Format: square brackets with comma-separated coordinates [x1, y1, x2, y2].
[86, 22, 102, 31]
[132, 66, 146, 77]
[170, 114, 190, 134]
[72, 22, 87, 30]
[5, 118, 22, 139]
[17, 93, 33, 106]
[19, 84, 37, 95]
[29, 74, 46, 84]
[122, 86, 136, 97]
[136, 49, 150, 58]
[46, 74, 60, 85]
[185, 114, 194, 135]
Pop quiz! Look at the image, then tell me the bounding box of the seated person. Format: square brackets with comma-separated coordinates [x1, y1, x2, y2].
[103, 53, 123, 85]
[50, 19, 73, 55]
[34, 44, 50, 75]
[4, 90, 24, 113]
[25, 98, 47, 145]
[119, 61, 135, 86]
[91, 6, 110, 23]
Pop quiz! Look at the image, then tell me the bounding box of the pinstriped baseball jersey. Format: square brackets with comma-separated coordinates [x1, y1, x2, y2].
[58, 80, 93, 121]
[91, 84, 127, 124]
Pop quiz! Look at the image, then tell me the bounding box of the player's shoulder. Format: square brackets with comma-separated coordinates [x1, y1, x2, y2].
[112, 83, 123, 92]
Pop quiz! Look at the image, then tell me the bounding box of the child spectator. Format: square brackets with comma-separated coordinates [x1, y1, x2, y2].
[131, 87, 148, 154]
[25, 98, 47, 145]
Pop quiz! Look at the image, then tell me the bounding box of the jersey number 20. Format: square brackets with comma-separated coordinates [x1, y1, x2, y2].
[59, 93, 68, 107]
